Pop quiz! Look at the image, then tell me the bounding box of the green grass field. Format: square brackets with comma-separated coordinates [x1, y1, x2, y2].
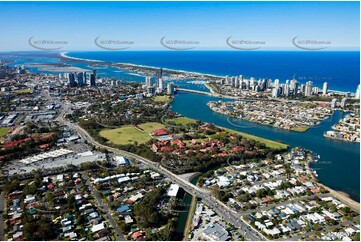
[99, 122, 166, 145]
[220, 126, 288, 149]
[291, 126, 310, 132]
[12, 89, 32, 94]
[153, 95, 171, 103]
[183, 196, 198, 240]
[166, 117, 196, 125]
[0, 127, 9, 137]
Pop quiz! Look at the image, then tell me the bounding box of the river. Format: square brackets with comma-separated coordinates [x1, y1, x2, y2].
[170, 91, 360, 202]
[172, 175, 200, 240]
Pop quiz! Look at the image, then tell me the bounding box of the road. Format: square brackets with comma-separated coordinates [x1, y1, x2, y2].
[55, 103, 265, 241]
[45, 94, 126, 240]
[82, 172, 126, 241]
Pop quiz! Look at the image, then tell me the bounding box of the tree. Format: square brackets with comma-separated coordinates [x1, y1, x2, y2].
[67, 194, 76, 210]
[45, 190, 55, 204]
[284, 163, 292, 179]
[133, 189, 163, 228]
[23, 217, 56, 240]
[353, 232, 360, 241]
[312, 223, 322, 231]
[23, 183, 37, 195]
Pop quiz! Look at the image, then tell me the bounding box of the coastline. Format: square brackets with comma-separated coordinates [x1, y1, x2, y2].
[306, 160, 360, 212]
[323, 133, 360, 143]
[217, 125, 289, 150]
[60, 52, 105, 63]
[59, 51, 357, 94]
[60, 52, 225, 80]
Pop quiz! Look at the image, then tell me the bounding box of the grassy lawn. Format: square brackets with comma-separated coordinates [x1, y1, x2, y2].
[12, 89, 32, 94]
[153, 95, 171, 103]
[220, 126, 288, 150]
[166, 117, 196, 125]
[99, 122, 166, 145]
[183, 196, 198, 240]
[0, 127, 9, 137]
[291, 126, 310, 132]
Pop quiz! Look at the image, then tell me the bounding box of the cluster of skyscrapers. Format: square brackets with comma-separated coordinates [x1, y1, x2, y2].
[272, 79, 299, 98]
[64, 69, 97, 87]
[144, 68, 175, 95]
[221, 75, 337, 98]
[273, 80, 330, 98]
[222, 75, 271, 92]
[144, 68, 163, 95]
[222, 75, 301, 98]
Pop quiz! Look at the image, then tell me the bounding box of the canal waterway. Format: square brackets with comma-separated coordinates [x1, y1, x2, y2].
[171, 91, 360, 202]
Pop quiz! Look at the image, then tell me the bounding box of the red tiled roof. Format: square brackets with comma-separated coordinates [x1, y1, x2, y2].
[152, 129, 169, 136]
[132, 231, 143, 239]
[160, 146, 174, 152]
[230, 146, 245, 153]
[47, 184, 55, 189]
[297, 177, 307, 183]
[39, 143, 52, 149]
[3, 138, 32, 148]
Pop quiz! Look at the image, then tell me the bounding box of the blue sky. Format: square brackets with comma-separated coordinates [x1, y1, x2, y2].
[0, 1, 359, 51]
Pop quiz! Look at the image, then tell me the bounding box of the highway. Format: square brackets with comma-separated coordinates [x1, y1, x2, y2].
[55, 101, 265, 241]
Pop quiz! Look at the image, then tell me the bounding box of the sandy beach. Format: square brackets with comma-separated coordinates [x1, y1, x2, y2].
[59, 52, 225, 80]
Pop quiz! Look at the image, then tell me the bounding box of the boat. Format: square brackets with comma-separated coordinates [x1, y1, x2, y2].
[312, 170, 318, 177]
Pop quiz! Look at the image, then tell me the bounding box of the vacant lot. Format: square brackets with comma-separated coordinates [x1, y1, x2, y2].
[153, 95, 171, 103]
[0, 127, 9, 143]
[0, 127, 9, 137]
[99, 122, 166, 145]
[12, 89, 32, 94]
[291, 126, 310, 132]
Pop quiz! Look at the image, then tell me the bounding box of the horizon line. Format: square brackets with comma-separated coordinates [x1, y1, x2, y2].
[1, 49, 360, 53]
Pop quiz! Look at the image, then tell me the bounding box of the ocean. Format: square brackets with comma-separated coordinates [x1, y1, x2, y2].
[65, 51, 360, 93]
